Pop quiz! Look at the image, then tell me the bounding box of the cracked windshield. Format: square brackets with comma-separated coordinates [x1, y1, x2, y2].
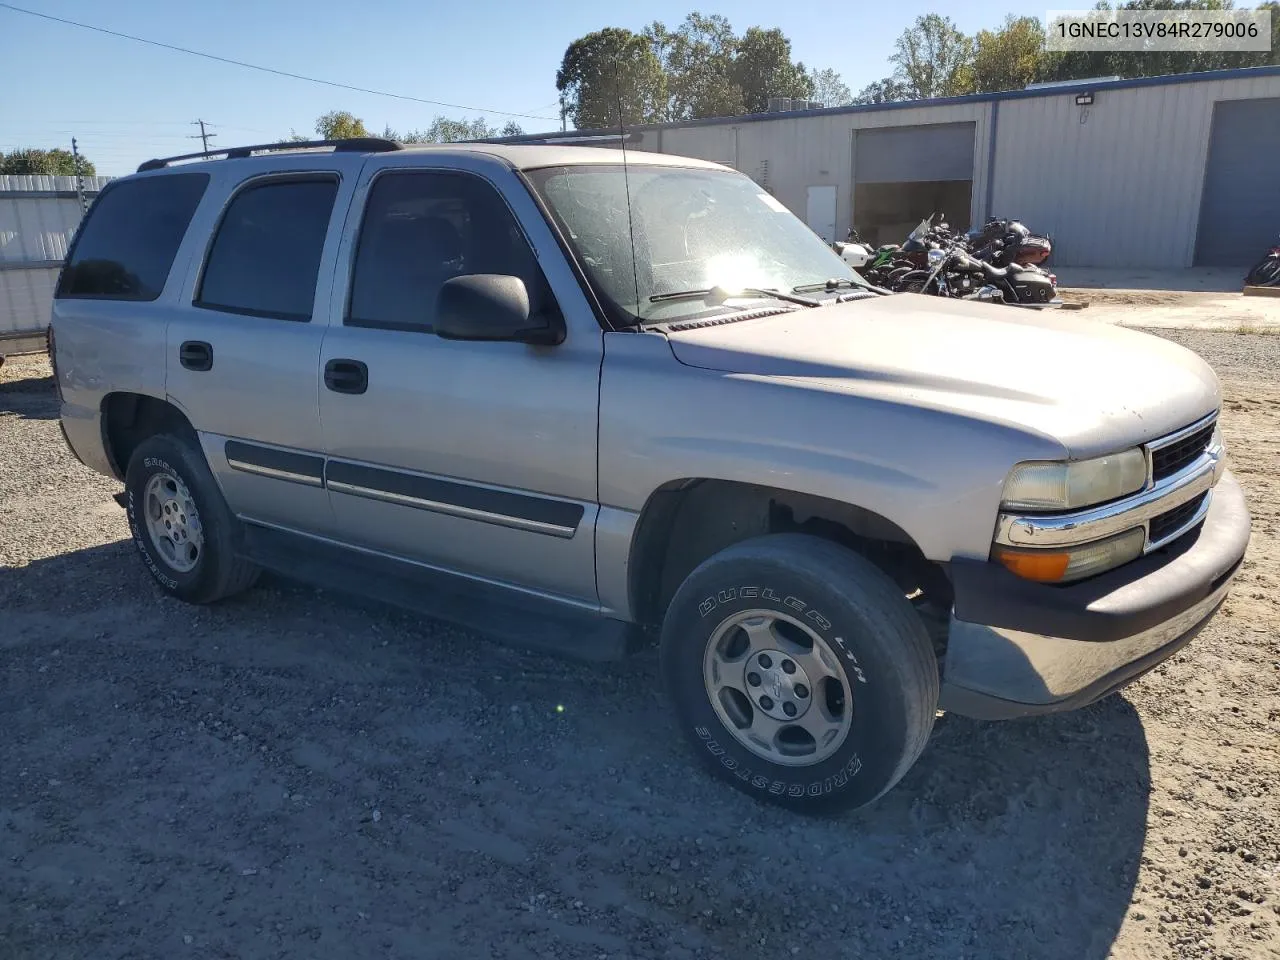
[528, 164, 870, 322]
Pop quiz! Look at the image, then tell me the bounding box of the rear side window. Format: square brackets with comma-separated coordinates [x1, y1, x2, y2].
[196, 177, 338, 321]
[56, 173, 209, 301]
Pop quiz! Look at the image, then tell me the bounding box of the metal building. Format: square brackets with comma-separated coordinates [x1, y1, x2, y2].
[506, 65, 1280, 269]
[1, 174, 111, 355]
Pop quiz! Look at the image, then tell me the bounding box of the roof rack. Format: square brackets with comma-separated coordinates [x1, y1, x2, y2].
[136, 137, 403, 173]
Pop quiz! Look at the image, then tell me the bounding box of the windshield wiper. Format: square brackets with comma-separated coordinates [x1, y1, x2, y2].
[648, 286, 821, 307]
[792, 278, 869, 293]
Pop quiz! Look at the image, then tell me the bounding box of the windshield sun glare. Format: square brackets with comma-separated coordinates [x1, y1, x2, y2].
[527, 164, 865, 322]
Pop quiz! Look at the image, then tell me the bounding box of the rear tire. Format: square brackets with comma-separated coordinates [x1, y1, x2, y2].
[660, 533, 939, 814]
[125, 434, 260, 604]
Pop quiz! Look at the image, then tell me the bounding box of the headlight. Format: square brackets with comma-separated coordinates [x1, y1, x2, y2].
[993, 526, 1146, 583]
[1001, 448, 1147, 511]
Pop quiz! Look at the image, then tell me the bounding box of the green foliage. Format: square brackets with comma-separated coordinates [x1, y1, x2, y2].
[731, 26, 814, 114]
[972, 15, 1047, 92]
[556, 27, 669, 129]
[853, 78, 913, 105]
[889, 14, 976, 98]
[856, 1, 1278, 104]
[382, 118, 525, 142]
[646, 14, 743, 120]
[1042, 0, 1280, 82]
[315, 111, 370, 140]
[0, 148, 95, 176]
[561, 16, 832, 125]
[809, 67, 854, 107]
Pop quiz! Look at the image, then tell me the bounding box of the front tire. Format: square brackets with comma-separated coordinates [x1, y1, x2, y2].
[660, 534, 939, 814]
[125, 434, 260, 604]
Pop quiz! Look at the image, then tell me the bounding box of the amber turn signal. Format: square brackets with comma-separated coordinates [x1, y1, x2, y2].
[992, 526, 1147, 584]
[993, 547, 1071, 582]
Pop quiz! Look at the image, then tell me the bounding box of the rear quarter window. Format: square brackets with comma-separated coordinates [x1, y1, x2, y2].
[56, 173, 210, 301]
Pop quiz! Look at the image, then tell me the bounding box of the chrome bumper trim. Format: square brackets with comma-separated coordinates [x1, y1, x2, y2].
[995, 442, 1225, 550]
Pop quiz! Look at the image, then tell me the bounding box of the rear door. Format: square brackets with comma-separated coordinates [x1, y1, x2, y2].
[166, 157, 360, 534]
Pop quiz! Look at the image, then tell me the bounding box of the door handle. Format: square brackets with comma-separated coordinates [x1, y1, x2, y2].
[179, 341, 212, 372]
[324, 358, 368, 395]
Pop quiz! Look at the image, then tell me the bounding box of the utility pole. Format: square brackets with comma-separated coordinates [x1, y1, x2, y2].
[189, 119, 215, 153]
[70, 138, 87, 214]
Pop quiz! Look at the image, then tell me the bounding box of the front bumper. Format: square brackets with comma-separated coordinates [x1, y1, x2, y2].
[939, 470, 1250, 720]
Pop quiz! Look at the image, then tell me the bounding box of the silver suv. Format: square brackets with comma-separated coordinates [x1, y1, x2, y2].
[51, 138, 1251, 813]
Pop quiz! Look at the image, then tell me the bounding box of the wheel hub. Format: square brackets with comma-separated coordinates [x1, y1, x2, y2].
[744, 649, 812, 721]
[142, 471, 204, 574]
[701, 609, 853, 767]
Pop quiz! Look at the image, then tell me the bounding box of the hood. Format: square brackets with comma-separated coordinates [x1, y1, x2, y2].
[664, 295, 1220, 458]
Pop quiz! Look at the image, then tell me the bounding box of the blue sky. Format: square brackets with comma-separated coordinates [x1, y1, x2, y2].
[1, 0, 1045, 176]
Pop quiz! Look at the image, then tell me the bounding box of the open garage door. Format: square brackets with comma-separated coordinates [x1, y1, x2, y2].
[1195, 97, 1280, 267]
[852, 122, 976, 248]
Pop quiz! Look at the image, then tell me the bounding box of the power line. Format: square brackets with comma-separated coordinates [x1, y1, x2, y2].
[0, 2, 559, 122]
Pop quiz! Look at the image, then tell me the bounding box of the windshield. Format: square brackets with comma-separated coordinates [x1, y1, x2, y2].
[524, 164, 870, 323]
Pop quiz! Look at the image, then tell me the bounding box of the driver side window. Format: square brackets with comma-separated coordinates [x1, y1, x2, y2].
[346, 170, 556, 333]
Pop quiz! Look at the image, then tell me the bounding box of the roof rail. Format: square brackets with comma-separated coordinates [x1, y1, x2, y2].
[136, 137, 403, 173]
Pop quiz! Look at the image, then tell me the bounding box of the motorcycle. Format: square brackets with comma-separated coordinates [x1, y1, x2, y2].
[832, 228, 876, 270]
[1245, 235, 1280, 287]
[966, 217, 1053, 267]
[896, 243, 1062, 308]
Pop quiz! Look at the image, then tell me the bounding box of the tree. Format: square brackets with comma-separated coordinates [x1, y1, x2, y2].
[1042, 0, 1280, 82]
[0, 148, 95, 176]
[315, 110, 370, 140]
[808, 67, 853, 107]
[852, 77, 912, 105]
[646, 13, 743, 119]
[888, 13, 975, 99]
[557, 27, 668, 129]
[382, 117, 525, 143]
[972, 15, 1046, 92]
[730, 26, 814, 114]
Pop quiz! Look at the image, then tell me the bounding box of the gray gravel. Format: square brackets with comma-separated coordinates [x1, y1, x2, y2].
[2, 339, 1278, 960]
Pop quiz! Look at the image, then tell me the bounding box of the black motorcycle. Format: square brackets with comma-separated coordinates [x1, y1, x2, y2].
[896, 243, 1060, 308]
[1245, 234, 1280, 287]
[966, 217, 1053, 267]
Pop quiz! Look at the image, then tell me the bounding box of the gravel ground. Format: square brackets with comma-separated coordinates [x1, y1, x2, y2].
[2, 330, 1278, 960]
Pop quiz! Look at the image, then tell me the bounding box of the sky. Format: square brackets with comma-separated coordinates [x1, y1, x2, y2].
[1, 0, 1048, 177]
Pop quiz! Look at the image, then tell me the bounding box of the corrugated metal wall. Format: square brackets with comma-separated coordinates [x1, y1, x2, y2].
[0, 175, 111, 343]
[989, 73, 1280, 268]
[631, 70, 1280, 269]
[651, 103, 993, 243]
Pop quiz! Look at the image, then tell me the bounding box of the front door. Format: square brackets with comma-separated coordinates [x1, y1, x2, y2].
[317, 159, 602, 604]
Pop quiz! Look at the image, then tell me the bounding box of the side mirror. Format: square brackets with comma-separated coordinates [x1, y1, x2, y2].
[434, 274, 563, 345]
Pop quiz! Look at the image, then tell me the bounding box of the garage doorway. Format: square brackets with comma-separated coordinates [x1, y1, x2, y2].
[851, 123, 976, 248]
[1194, 97, 1280, 267]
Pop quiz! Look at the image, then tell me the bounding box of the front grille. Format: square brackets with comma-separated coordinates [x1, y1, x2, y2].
[1151, 422, 1215, 481]
[1149, 493, 1208, 544]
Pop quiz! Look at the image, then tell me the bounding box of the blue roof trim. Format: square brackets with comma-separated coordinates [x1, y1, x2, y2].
[498, 64, 1280, 142]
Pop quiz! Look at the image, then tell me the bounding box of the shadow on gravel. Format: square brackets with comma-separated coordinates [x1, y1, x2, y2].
[0, 371, 58, 420]
[1, 542, 1150, 960]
